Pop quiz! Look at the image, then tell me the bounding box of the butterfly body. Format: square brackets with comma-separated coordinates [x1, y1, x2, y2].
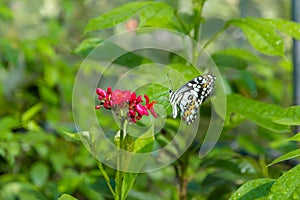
[169, 74, 216, 124]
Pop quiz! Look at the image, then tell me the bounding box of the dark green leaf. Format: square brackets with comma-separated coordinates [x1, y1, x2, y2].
[211, 49, 262, 69]
[229, 178, 274, 200]
[75, 39, 151, 67]
[227, 18, 284, 56]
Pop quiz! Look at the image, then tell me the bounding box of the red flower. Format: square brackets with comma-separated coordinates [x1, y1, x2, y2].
[112, 90, 131, 105]
[95, 87, 158, 123]
[144, 94, 158, 118]
[95, 87, 113, 109]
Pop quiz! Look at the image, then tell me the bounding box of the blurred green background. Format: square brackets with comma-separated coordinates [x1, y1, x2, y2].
[0, 0, 297, 199]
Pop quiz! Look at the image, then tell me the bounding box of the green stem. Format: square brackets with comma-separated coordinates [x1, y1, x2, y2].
[202, 26, 227, 50]
[116, 119, 128, 200]
[175, 155, 189, 200]
[192, 0, 206, 65]
[197, 26, 227, 58]
[174, 10, 192, 37]
[97, 161, 116, 197]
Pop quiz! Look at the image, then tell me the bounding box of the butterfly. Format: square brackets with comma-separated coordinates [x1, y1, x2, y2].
[169, 74, 216, 124]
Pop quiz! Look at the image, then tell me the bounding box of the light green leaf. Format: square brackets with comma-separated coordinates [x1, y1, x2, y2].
[0, 116, 20, 132]
[227, 94, 290, 133]
[58, 194, 78, 200]
[73, 38, 102, 56]
[116, 126, 154, 200]
[138, 2, 173, 27]
[268, 164, 300, 199]
[288, 132, 300, 142]
[261, 18, 300, 40]
[134, 125, 154, 153]
[122, 173, 138, 200]
[227, 18, 284, 56]
[272, 106, 300, 125]
[30, 162, 49, 187]
[85, 2, 174, 32]
[21, 103, 43, 122]
[267, 149, 300, 167]
[62, 131, 81, 141]
[229, 178, 274, 200]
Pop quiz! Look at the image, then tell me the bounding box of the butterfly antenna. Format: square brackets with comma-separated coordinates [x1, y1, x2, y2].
[167, 72, 174, 91]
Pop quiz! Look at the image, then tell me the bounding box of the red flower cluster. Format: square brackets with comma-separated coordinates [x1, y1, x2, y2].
[95, 87, 158, 123]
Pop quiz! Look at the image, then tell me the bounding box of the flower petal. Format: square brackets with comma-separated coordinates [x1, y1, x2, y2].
[95, 105, 102, 109]
[96, 88, 107, 97]
[149, 106, 158, 118]
[136, 103, 148, 116]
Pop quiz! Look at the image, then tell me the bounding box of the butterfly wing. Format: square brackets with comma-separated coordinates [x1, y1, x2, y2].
[179, 91, 200, 124]
[169, 74, 216, 124]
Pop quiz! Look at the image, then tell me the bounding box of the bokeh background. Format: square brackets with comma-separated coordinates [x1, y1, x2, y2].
[0, 0, 296, 199]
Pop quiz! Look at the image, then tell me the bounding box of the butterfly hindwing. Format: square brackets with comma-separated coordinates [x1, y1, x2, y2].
[169, 74, 216, 124]
[179, 92, 200, 124]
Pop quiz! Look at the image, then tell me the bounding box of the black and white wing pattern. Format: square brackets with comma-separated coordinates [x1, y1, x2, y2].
[169, 74, 216, 124]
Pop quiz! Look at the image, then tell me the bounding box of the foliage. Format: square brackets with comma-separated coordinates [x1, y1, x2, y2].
[1, 0, 300, 200]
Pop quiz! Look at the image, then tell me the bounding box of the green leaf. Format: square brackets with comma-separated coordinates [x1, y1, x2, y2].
[0, 116, 20, 132]
[211, 49, 262, 69]
[288, 132, 300, 142]
[21, 103, 43, 122]
[134, 125, 154, 153]
[0, 6, 13, 21]
[122, 173, 138, 200]
[39, 86, 59, 105]
[62, 131, 81, 141]
[116, 126, 154, 200]
[85, 2, 174, 32]
[272, 106, 300, 125]
[138, 2, 173, 27]
[227, 18, 284, 56]
[267, 149, 300, 167]
[268, 164, 300, 199]
[227, 94, 290, 133]
[30, 162, 49, 187]
[57, 194, 78, 200]
[229, 178, 274, 200]
[74, 39, 151, 67]
[73, 38, 103, 56]
[261, 18, 300, 40]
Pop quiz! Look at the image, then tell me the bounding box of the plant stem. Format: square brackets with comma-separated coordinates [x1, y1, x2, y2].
[116, 118, 127, 200]
[175, 154, 189, 200]
[192, 0, 206, 65]
[97, 161, 116, 197]
[203, 26, 227, 50]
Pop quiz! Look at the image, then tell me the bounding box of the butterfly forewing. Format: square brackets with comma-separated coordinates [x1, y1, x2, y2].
[169, 74, 216, 124]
